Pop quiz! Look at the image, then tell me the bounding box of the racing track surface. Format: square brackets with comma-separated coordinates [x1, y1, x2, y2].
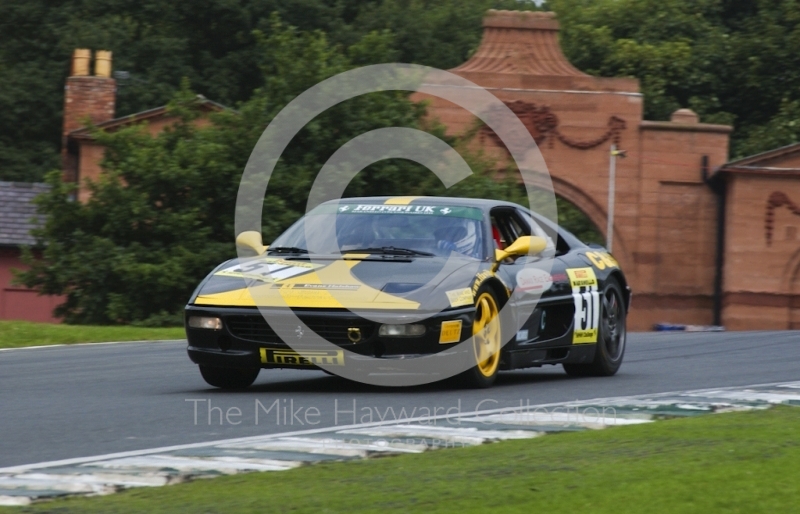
[1, 331, 798, 468]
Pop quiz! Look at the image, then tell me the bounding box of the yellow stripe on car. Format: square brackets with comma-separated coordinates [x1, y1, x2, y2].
[384, 196, 421, 205]
[196, 260, 421, 310]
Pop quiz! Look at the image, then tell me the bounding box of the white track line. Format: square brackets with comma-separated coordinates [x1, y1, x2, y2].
[2, 379, 798, 474]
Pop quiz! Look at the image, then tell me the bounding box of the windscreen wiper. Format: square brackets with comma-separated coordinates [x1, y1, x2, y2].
[267, 246, 308, 254]
[347, 246, 434, 256]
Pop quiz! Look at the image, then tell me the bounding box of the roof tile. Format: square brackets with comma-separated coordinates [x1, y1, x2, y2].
[0, 181, 49, 246]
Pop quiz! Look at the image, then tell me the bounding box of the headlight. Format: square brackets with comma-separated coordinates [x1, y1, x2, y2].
[378, 324, 426, 337]
[188, 316, 223, 330]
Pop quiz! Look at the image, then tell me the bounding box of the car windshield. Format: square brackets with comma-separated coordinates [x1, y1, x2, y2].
[270, 203, 485, 259]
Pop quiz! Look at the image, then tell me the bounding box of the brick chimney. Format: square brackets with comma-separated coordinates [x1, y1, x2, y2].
[62, 49, 116, 181]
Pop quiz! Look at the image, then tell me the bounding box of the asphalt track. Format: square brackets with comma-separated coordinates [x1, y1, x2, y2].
[1, 331, 798, 468]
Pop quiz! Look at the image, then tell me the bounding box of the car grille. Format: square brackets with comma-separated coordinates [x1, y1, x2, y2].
[225, 315, 375, 346]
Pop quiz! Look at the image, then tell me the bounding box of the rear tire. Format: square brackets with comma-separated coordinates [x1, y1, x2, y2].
[563, 277, 626, 377]
[460, 285, 502, 388]
[199, 365, 260, 389]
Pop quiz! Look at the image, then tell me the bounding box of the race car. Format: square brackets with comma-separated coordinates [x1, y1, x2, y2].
[185, 196, 630, 389]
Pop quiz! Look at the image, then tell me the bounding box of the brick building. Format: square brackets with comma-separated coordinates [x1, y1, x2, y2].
[0, 49, 221, 322]
[0, 182, 62, 322]
[62, 49, 224, 202]
[715, 145, 800, 329]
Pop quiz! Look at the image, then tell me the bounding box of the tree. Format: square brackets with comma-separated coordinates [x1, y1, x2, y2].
[0, 0, 537, 182]
[16, 21, 527, 324]
[547, 0, 800, 156]
[735, 98, 800, 157]
[548, 0, 733, 124]
[7, 0, 800, 180]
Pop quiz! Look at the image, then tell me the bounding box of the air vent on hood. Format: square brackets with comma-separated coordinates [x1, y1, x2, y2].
[381, 282, 424, 294]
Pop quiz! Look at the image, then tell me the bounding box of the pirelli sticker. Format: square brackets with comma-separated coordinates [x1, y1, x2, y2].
[260, 349, 345, 366]
[567, 267, 600, 344]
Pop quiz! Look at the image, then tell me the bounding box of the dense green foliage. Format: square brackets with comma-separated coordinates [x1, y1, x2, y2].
[3, 0, 800, 182]
[552, 0, 800, 154]
[0, 0, 530, 182]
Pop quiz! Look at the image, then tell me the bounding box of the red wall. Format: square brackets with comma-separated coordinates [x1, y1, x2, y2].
[0, 247, 62, 323]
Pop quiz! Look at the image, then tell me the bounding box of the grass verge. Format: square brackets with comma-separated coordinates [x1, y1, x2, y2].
[5, 406, 799, 513]
[0, 320, 184, 349]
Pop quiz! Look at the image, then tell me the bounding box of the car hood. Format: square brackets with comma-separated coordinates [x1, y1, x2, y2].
[191, 255, 481, 311]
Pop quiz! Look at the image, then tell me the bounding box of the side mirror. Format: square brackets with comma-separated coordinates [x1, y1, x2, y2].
[236, 231, 267, 256]
[492, 236, 547, 270]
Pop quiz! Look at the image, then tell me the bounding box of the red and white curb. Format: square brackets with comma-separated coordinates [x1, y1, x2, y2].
[1, 380, 799, 506]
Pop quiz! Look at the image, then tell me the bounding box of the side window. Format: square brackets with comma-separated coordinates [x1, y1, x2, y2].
[514, 208, 558, 258]
[508, 215, 530, 239]
[490, 208, 532, 251]
[489, 215, 504, 249]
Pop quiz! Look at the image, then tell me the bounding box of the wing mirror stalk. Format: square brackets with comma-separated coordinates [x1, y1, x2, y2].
[491, 235, 547, 271]
[236, 231, 268, 256]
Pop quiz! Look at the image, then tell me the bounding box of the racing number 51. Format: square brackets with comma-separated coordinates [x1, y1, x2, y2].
[567, 268, 600, 344]
[576, 284, 598, 331]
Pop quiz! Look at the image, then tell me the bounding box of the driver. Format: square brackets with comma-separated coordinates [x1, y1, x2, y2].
[435, 218, 480, 258]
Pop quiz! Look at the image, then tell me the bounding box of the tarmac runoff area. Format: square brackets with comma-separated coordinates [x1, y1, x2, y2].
[2, 381, 800, 506]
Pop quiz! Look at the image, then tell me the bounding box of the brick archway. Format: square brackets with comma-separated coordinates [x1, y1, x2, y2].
[415, 9, 732, 330]
[550, 176, 632, 271]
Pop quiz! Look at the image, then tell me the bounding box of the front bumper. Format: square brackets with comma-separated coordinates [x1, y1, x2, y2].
[185, 304, 475, 370]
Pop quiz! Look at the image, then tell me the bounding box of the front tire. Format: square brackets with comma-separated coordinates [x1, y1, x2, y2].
[199, 365, 260, 389]
[563, 277, 626, 377]
[460, 286, 502, 388]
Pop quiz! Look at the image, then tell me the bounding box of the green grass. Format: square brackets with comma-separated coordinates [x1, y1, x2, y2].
[0, 320, 185, 349]
[6, 406, 799, 513]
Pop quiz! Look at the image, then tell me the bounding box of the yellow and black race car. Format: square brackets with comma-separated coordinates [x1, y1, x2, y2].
[185, 196, 631, 389]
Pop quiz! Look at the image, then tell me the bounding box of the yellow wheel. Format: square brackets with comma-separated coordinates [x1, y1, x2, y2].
[473, 292, 501, 377]
[462, 286, 503, 388]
